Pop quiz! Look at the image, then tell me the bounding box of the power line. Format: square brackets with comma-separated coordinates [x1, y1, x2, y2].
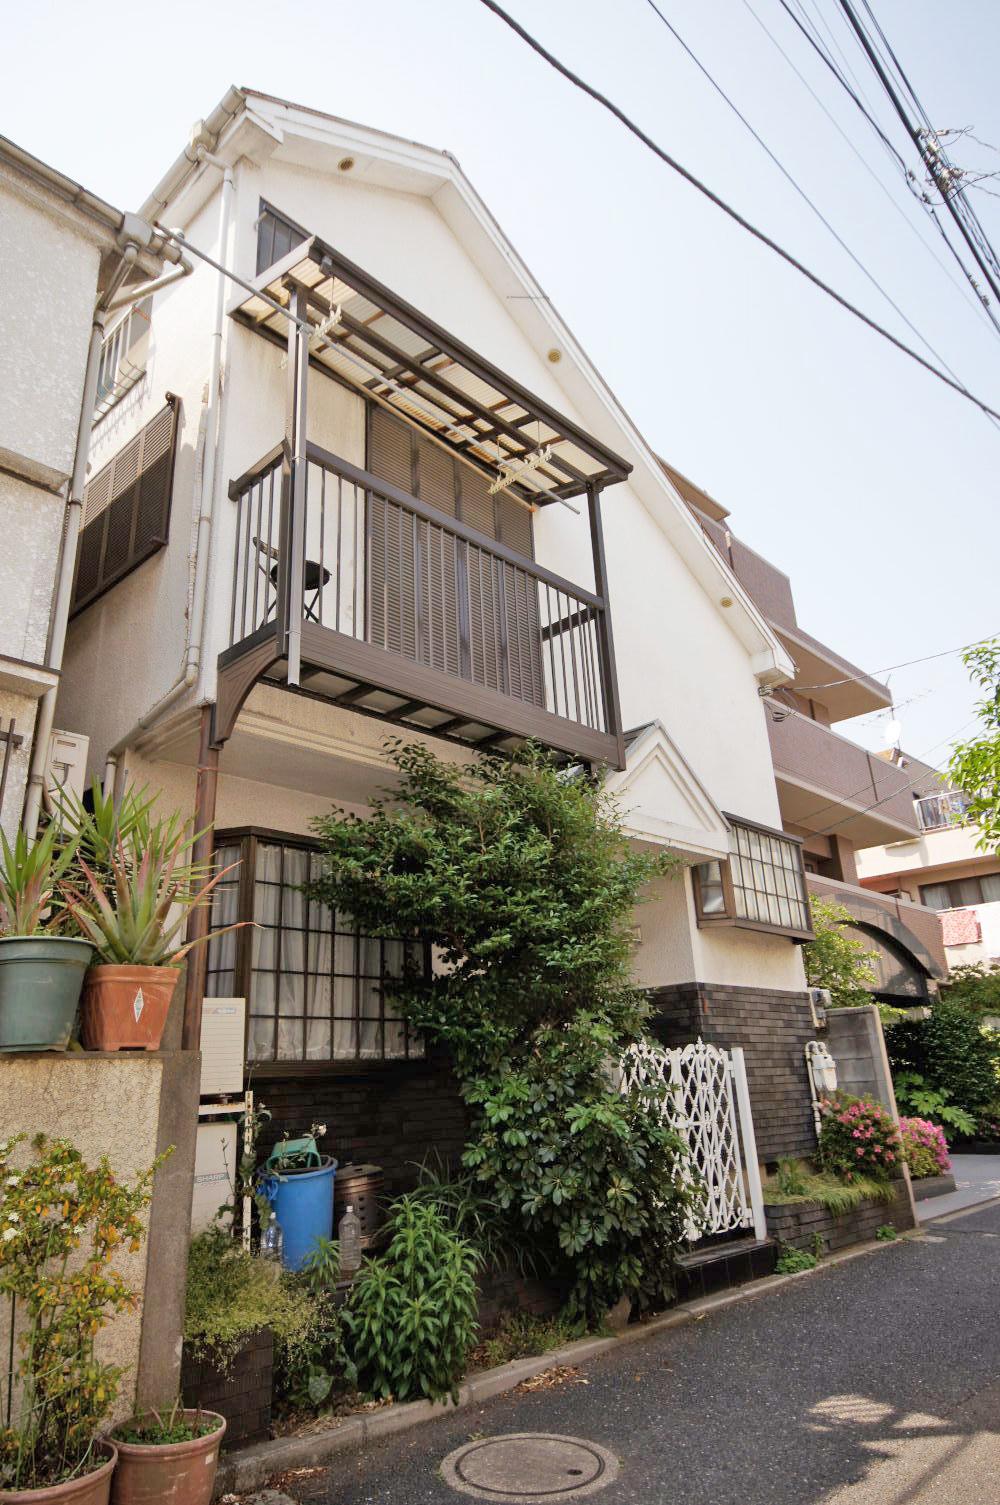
[836, 0, 1000, 313]
[641, 0, 984, 415]
[812, 716, 978, 837]
[476, 0, 1000, 424]
[774, 0, 1000, 342]
[794, 631, 1000, 694]
[741, 0, 990, 329]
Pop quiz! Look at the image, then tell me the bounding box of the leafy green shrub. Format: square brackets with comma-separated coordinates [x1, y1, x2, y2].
[184, 1225, 344, 1408]
[775, 1245, 818, 1274]
[887, 1002, 1000, 1121]
[344, 1196, 478, 1403]
[478, 1311, 581, 1368]
[802, 898, 877, 1007]
[943, 963, 1000, 1018]
[892, 1073, 976, 1136]
[875, 1225, 897, 1242]
[898, 1117, 950, 1178]
[307, 741, 697, 1322]
[817, 1093, 901, 1182]
[406, 1162, 543, 1278]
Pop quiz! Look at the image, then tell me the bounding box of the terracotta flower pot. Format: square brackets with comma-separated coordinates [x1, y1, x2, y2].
[80, 966, 179, 1052]
[0, 1441, 117, 1505]
[109, 1413, 225, 1505]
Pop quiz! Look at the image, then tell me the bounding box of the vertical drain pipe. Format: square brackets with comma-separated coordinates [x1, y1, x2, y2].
[182, 704, 219, 1051]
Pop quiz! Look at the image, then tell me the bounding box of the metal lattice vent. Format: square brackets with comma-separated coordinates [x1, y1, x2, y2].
[440, 1433, 620, 1502]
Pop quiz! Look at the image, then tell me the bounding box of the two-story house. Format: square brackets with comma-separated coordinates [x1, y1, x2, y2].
[52, 88, 826, 1183]
[665, 460, 948, 1007]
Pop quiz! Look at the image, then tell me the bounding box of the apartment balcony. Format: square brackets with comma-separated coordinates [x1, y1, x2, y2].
[214, 235, 630, 767]
[765, 702, 919, 847]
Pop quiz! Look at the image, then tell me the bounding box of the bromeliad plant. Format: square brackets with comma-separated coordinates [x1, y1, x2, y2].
[0, 824, 78, 938]
[0, 1133, 159, 1492]
[60, 826, 240, 968]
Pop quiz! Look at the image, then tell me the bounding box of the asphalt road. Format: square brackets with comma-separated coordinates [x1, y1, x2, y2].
[297, 1202, 1000, 1505]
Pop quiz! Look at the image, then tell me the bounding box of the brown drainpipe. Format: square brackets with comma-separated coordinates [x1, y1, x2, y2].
[182, 705, 219, 1051]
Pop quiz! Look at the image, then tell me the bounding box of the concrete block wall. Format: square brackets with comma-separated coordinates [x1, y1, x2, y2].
[766, 1179, 915, 1253]
[648, 981, 817, 1164]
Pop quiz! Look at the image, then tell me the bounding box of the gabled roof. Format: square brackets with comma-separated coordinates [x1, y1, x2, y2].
[605, 722, 731, 861]
[139, 85, 795, 687]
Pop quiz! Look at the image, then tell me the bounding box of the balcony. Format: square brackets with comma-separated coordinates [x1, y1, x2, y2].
[214, 235, 630, 766]
[914, 790, 969, 832]
[765, 702, 919, 847]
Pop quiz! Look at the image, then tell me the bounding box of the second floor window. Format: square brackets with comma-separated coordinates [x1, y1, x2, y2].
[920, 872, 1000, 911]
[205, 832, 427, 1066]
[692, 816, 812, 940]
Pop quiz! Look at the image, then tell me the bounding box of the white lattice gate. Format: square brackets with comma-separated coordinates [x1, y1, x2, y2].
[620, 1038, 766, 1242]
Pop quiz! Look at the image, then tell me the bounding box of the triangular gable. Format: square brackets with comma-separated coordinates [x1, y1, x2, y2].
[604, 722, 729, 863]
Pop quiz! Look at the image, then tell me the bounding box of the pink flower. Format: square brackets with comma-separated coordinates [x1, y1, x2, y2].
[873, 1145, 882, 1154]
[853, 1130, 862, 1139]
[856, 1147, 864, 1156]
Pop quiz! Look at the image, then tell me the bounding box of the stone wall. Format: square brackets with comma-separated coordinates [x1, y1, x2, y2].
[647, 981, 816, 1164]
[256, 1044, 468, 1198]
[765, 1179, 914, 1253]
[825, 1005, 898, 1112]
[0, 1051, 199, 1418]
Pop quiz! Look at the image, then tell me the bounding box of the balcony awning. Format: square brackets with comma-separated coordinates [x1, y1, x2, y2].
[230, 235, 631, 505]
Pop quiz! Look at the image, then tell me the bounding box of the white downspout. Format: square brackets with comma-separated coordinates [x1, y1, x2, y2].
[98, 151, 235, 799]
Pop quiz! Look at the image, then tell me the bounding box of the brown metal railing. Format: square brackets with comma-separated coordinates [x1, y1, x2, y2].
[228, 442, 612, 738]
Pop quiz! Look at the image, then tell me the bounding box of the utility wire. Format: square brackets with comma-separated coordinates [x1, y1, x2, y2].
[476, 0, 1000, 424]
[741, 0, 989, 327]
[838, 0, 1000, 310]
[774, 0, 1000, 342]
[794, 631, 1000, 693]
[641, 0, 983, 414]
[811, 716, 978, 837]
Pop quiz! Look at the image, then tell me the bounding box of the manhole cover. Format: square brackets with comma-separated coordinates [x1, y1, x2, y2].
[441, 1433, 619, 1502]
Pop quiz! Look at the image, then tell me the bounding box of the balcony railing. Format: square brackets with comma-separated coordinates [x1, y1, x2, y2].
[219, 442, 621, 765]
[914, 791, 969, 832]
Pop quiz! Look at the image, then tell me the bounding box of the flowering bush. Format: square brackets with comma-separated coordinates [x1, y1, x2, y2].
[899, 1117, 951, 1178]
[0, 1134, 159, 1490]
[817, 1093, 902, 1182]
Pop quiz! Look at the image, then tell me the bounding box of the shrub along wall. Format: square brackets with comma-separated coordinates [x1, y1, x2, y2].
[766, 1179, 914, 1253]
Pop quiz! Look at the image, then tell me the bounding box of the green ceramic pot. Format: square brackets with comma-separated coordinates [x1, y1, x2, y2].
[0, 936, 93, 1052]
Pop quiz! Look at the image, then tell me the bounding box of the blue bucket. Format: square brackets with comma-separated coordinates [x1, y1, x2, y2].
[262, 1156, 337, 1271]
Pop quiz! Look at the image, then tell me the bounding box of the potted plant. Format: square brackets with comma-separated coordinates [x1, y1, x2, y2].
[0, 1133, 158, 1505]
[60, 817, 244, 1052]
[0, 825, 91, 1053]
[108, 1403, 224, 1505]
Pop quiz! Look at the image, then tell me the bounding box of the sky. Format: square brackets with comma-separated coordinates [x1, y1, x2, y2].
[3, 0, 997, 771]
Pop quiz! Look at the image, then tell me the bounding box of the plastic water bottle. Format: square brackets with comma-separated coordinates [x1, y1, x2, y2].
[261, 1210, 284, 1265]
[338, 1204, 362, 1277]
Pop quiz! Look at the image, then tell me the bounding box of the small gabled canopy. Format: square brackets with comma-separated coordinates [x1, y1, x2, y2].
[605, 721, 731, 863]
[231, 234, 631, 505]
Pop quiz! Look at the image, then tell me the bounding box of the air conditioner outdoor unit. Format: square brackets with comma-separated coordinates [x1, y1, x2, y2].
[48, 729, 90, 805]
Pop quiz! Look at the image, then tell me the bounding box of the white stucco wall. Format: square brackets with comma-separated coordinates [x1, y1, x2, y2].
[56, 138, 801, 998]
[0, 169, 101, 486]
[0, 472, 64, 664]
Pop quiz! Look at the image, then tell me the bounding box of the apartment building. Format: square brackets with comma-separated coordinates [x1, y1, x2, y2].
[665, 460, 948, 1006]
[857, 758, 1000, 971]
[48, 87, 828, 1175]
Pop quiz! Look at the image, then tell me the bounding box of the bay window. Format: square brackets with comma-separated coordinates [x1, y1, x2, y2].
[692, 816, 812, 941]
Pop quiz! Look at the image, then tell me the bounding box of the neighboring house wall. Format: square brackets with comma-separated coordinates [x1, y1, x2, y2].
[0, 158, 111, 835]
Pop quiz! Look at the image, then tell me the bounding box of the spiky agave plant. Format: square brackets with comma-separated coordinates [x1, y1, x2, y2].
[0, 823, 78, 936]
[60, 822, 247, 967]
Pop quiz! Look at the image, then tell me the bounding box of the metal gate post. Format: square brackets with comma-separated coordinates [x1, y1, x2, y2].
[731, 1046, 766, 1241]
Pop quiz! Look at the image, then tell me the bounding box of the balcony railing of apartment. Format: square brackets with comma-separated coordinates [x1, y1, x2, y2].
[914, 791, 969, 832]
[765, 701, 919, 844]
[214, 234, 631, 767]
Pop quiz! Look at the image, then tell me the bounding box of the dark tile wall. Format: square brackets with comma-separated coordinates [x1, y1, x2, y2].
[181, 1328, 273, 1449]
[647, 981, 817, 1164]
[765, 1179, 915, 1252]
[252, 1044, 469, 1197]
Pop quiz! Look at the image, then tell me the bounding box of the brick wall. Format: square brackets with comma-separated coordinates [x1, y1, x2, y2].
[255, 1044, 468, 1197]
[181, 1328, 273, 1449]
[765, 1179, 915, 1253]
[647, 981, 816, 1164]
